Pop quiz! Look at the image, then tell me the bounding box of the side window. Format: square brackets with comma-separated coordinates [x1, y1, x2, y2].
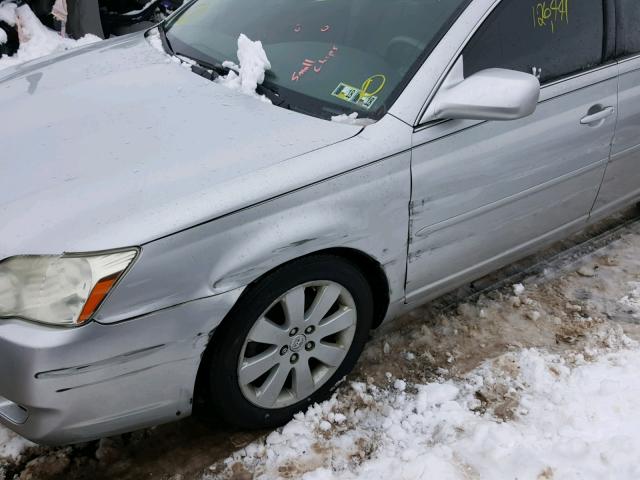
[463, 0, 604, 84]
[616, 0, 640, 57]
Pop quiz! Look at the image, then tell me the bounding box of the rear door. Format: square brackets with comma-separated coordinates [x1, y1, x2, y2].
[406, 0, 618, 302]
[591, 0, 640, 216]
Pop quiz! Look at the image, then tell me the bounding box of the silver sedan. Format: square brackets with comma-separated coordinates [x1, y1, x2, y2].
[1, 0, 639, 444]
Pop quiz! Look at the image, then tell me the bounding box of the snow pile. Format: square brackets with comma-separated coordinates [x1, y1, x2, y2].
[146, 27, 165, 55]
[216, 33, 271, 101]
[0, 3, 100, 71]
[330, 112, 375, 126]
[512, 283, 525, 296]
[0, 1, 16, 26]
[619, 282, 640, 318]
[209, 344, 640, 480]
[331, 112, 360, 124]
[0, 425, 32, 459]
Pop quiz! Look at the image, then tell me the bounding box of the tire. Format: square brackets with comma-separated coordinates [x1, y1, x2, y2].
[204, 254, 373, 429]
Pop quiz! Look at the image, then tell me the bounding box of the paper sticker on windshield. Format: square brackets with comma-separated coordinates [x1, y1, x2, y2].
[331, 75, 386, 110]
[332, 82, 378, 109]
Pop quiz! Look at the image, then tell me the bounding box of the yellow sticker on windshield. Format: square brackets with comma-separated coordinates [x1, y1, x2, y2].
[361, 74, 386, 96]
[331, 75, 386, 110]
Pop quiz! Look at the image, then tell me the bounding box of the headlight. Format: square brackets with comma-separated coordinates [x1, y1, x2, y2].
[0, 250, 138, 326]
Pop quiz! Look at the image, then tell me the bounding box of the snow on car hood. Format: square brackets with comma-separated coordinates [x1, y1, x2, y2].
[0, 33, 361, 258]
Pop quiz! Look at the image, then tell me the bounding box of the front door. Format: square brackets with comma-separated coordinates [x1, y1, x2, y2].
[406, 0, 617, 302]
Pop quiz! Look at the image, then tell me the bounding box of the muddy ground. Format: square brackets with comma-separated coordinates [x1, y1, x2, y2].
[2, 209, 640, 480]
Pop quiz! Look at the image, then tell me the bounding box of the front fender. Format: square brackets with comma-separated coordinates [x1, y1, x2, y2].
[95, 117, 412, 324]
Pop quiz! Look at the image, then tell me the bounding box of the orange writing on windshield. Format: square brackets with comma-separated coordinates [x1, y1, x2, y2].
[291, 45, 339, 82]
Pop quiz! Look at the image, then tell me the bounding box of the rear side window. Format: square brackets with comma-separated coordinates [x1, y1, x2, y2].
[616, 0, 640, 57]
[463, 0, 604, 84]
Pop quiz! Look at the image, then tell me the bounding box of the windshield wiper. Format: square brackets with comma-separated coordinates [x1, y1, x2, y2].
[158, 23, 230, 80]
[177, 54, 288, 107]
[256, 82, 288, 107]
[175, 52, 233, 81]
[170, 48, 291, 109]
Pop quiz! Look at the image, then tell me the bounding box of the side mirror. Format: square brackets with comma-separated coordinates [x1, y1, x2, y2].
[423, 67, 540, 122]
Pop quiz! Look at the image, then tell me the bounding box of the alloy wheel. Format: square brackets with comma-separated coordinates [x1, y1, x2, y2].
[237, 281, 357, 409]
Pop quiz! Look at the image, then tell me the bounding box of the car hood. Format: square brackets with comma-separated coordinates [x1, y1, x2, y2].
[0, 33, 361, 258]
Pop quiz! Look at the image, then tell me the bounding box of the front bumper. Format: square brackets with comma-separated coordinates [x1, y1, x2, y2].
[0, 289, 241, 445]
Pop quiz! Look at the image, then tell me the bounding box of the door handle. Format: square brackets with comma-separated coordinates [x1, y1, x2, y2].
[580, 106, 615, 125]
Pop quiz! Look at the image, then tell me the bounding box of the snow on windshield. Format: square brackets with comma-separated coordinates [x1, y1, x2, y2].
[216, 33, 271, 102]
[147, 29, 272, 102]
[0, 3, 99, 71]
[331, 112, 375, 126]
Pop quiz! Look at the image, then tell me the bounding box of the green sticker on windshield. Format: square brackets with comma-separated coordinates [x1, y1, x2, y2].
[332, 82, 378, 109]
[332, 75, 386, 110]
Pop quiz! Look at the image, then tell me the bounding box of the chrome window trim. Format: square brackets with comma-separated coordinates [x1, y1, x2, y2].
[618, 53, 640, 75]
[617, 52, 640, 64]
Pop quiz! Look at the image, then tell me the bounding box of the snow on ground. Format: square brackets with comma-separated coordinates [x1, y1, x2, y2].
[0, 426, 32, 461]
[207, 224, 640, 480]
[0, 3, 100, 71]
[619, 282, 640, 319]
[209, 344, 640, 480]
[0, 1, 17, 26]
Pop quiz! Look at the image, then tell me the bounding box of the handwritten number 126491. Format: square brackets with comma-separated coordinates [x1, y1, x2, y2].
[532, 0, 569, 33]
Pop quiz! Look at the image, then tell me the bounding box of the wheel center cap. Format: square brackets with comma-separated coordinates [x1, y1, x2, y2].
[290, 334, 307, 352]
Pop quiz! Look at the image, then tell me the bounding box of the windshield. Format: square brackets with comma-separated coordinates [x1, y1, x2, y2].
[166, 0, 470, 120]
